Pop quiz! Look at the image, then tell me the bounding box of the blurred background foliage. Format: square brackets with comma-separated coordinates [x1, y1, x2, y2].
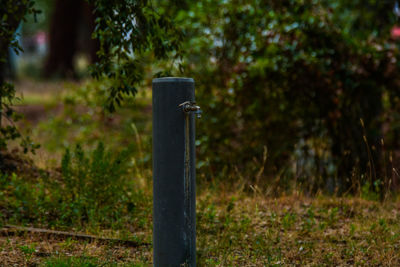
[2, 0, 400, 198]
[167, 0, 400, 195]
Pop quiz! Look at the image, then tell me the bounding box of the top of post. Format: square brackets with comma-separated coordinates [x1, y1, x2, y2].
[152, 77, 194, 83]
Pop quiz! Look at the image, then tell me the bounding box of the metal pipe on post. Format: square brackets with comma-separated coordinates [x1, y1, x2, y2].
[152, 77, 199, 267]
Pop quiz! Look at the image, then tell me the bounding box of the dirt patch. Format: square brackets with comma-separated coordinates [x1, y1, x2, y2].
[0, 234, 151, 266]
[13, 104, 63, 125]
[0, 150, 42, 179]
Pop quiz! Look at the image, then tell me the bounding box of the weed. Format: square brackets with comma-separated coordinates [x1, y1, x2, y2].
[59, 142, 134, 226]
[282, 213, 296, 230]
[301, 207, 316, 233]
[349, 223, 356, 236]
[19, 243, 36, 262]
[361, 181, 381, 201]
[328, 207, 339, 225]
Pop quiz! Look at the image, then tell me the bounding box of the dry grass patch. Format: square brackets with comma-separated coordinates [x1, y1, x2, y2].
[0, 234, 151, 266]
[1, 193, 399, 266]
[196, 193, 400, 266]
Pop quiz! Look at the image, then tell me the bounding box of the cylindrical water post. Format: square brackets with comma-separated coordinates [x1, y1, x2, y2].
[152, 77, 196, 266]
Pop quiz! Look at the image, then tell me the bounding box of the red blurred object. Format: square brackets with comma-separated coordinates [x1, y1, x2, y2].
[391, 26, 400, 39]
[35, 31, 47, 45]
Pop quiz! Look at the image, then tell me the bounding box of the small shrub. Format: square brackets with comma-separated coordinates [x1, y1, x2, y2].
[361, 181, 381, 201]
[19, 244, 36, 263]
[57, 142, 135, 226]
[0, 142, 144, 229]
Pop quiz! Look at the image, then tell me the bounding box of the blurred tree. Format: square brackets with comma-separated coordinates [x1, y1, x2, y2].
[167, 0, 400, 194]
[88, 0, 183, 111]
[0, 0, 182, 163]
[0, 0, 40, 167]
[21, 0, 54, 35]
[43, 0, 99, 78]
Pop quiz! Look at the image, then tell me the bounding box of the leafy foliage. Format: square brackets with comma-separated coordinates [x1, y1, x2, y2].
[88, 0, 184, 111]
[0, 143, 145, 228]
[60, 142, 132, 225]
[170, 0, 400, 193]
[0, 0, 40, 154]
[4, 0, 400, 195]
[1, 0, 183, 155]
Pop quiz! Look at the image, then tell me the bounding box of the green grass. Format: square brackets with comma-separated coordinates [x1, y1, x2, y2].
[41, 256, 146, 267]
[42, 257, 99, 267]
[1, 192, 400, 266]
[196, 193, 400, 266]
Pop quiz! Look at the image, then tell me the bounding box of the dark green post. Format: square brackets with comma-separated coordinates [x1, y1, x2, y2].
[152, 77, 198, 266]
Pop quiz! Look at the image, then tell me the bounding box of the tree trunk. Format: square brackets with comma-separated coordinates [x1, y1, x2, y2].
[82, 2, 100, 64]
[43, 0, 99, 78]
[43, 0, 82, 78]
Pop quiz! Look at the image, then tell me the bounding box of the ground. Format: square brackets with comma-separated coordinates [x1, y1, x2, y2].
[1, 80, 399, 266]
[1, 194, 399, 266]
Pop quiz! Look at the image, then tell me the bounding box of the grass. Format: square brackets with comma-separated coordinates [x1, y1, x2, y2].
[197, 193, 400, 266]
[1, 193, 399, 266]
[42, 256, 147, 267]
[2, 80, 399, 266]
[0, 234, 151, 266]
